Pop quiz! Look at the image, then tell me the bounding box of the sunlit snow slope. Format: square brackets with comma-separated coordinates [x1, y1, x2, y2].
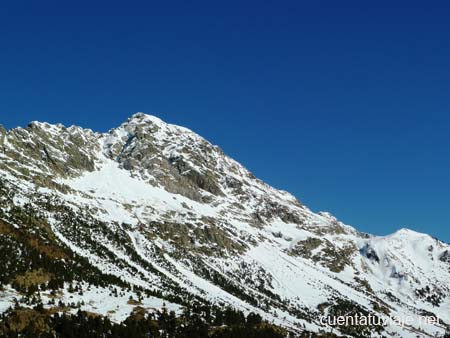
[0, 113, 449, 337]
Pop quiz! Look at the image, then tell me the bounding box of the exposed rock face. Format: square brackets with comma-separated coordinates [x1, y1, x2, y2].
[1, 113, 449, 338]
[440, 250, 450, 264]
[1, 122, 100, 178]
[360, 243, 380, 263]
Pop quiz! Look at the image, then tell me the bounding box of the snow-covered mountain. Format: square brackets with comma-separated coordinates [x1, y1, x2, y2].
[0, 113, 449, 337]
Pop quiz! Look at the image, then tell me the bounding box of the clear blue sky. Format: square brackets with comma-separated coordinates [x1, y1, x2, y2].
[1, 1, 449, 241]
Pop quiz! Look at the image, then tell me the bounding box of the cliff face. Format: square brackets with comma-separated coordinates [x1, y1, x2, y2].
[0, 113, 449, 337]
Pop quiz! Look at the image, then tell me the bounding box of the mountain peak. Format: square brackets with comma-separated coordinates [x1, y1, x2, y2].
[126, 112, 165, 126]
[389, 227, 428, 239]
[1, 115, 449, 338]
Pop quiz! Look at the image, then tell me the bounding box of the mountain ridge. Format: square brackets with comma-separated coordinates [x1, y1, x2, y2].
[0, 113, 449, 337]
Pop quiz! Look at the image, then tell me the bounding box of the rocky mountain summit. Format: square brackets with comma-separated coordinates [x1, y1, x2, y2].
[0, 113, 449, 337]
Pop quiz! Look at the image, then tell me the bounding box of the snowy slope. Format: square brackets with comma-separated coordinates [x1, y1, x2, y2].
[0, 113, 449, 337]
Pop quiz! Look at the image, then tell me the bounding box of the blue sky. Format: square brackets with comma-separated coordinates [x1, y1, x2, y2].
[1, 1, 449, 241]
